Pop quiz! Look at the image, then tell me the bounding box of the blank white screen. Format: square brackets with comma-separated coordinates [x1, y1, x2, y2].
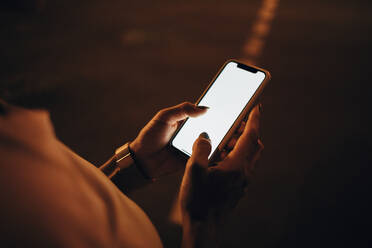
[172, 62, 265, 158]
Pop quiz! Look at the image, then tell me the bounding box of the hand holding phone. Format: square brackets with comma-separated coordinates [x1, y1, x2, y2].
[129, 60, 270, 179]
[170, 60, 270, 161]
[178, 103, 264, 229]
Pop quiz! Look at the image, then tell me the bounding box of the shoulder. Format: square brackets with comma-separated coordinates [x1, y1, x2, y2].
[0, 104, 112, 247]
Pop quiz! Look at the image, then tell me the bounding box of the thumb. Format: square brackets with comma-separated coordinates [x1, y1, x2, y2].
[179, 132, 211, 222]
[190, 132, 212, 167]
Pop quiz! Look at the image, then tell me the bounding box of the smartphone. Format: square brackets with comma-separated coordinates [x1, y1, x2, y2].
[170, 60, 271, 161]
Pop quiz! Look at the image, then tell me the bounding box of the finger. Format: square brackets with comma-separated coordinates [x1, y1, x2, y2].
[226, 137, 238, 150]
[219, 150, 228, 160]
[155, 102, 208, 124]
[244, 139, 264, 178]
[237, 121, 246, 134]
[225, 121, 246, 152]
[189, 132, 212, 168]
[225, 122, 245, 151]
[179, 133, 211, 222]
[229, 104, 261, 162]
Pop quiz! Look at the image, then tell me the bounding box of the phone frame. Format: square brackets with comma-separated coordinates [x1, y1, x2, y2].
[169, 59, 271, 163]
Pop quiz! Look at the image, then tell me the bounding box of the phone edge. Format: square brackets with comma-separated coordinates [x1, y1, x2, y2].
[169, 59, 271, 162]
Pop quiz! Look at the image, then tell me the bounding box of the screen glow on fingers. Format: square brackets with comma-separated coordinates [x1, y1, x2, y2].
[172, 62, 265, 158]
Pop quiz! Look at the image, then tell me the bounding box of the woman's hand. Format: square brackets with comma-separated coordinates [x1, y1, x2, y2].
[129, 102, 208, 178]
[179, 105, 263, 247]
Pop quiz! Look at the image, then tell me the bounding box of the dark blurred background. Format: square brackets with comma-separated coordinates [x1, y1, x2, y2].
[1, 0, 371, 247]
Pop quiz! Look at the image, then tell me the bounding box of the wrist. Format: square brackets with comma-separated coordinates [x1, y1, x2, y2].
[110, 142, 154, 192]
[99, 142, 154, 192]
[128, 139, 145, 160]
[128, 142, 153, 180]
[182, 215, 220, 248]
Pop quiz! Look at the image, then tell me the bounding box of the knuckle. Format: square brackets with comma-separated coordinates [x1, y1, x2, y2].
[180, 102, 190, 109]
[182, 101, 193, 106]
[196, 138, 211, 152]
[181, 102, 194, 112]
[155, 109, 167, 119]
[198, 137, 211, 146]
[157, 109, 166, 115]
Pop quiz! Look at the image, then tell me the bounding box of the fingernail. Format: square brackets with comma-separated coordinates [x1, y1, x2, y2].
[199, 132, 210, 140]
[258, 103, 263, 113]
[197, 105, 209, 110]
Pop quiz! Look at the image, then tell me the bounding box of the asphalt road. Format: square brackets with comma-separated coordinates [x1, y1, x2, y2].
[1, 0, 371, 247]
